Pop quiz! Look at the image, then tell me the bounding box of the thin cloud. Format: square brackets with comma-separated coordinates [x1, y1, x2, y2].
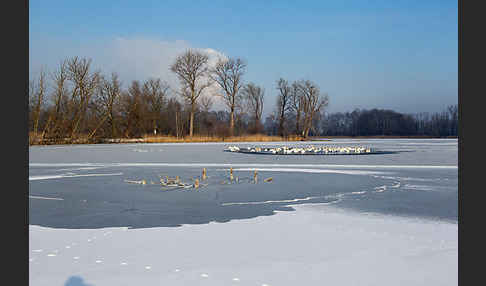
[30, 36, 229, 110]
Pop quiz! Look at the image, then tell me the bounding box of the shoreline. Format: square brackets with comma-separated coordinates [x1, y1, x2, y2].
[28, 135, 457, 146]
[28, 134, 306, 146]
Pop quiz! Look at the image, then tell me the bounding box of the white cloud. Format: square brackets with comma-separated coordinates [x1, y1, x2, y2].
[30, 36, 229, 111]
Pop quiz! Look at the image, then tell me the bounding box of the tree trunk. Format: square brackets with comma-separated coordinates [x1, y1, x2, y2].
[278, 108, 285, 137]
[296, 111, 301, 135]
[189, 102, 195, 137]
[175, 111, 179, 138]
[88, 114, 109, 139]
[111, 114, 116, 138]
[254, 115, 259, 133]
[229, 107, 235, 136]
[40, 114, 54, 140]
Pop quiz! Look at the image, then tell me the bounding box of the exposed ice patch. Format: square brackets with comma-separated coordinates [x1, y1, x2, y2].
[222, 196, 322, 206]
[373, 175, 445, 182]
[29, 195, 64, 201]
[403, 184, 436, 191]
[29, 172, 123, 181]
[374, 185, 387, 193]
[56, 167, 103, 172]
[391, 182, 401, 188]
[350, 191, 367, 195]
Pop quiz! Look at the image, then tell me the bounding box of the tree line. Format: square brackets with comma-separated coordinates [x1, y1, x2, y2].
[29, 50, 457, 144]
[264, 105, 458, 137]
[28, 51, 265, 142]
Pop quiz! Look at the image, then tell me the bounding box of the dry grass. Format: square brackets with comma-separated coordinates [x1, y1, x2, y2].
[29, 133, 306, 145]
[29, 132, 455, 146]
[141, 134, 306, 143]
[29, 132, 104, 145]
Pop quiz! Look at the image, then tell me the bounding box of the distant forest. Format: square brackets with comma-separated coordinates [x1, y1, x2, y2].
[265, 106, 458, 138]
[29, 52, 458, 144]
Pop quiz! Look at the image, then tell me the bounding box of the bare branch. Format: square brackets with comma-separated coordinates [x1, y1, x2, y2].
[210, 57, 247, 135]
[170, 49, 210, 136]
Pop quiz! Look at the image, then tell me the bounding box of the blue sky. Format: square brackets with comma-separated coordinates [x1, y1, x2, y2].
[29, 0, 458, 115]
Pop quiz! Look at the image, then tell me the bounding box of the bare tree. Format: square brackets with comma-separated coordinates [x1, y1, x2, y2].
[447, 104, 458, 136]
[289, 81, 305, 135]
[120, 80, 146, 137]
[295, 80, 329, 138]
[28, 79, 36, 131]
[66, 57, 100, 139]
[242, 82, 264, 133]
[143, 78, 169, 135]
[170, 49, 211, 137]
[31, 69, 47, 135]
[89, 72, 122, 138]
[210, 57, 246, 136]
[276, 78, 292, 136]
[199, 94, 214, 113]
[45, 60, 69, 139]
[165, 98, 184, 138]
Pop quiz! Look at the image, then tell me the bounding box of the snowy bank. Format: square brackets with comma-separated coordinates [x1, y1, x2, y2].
[29, 205, 457, 286]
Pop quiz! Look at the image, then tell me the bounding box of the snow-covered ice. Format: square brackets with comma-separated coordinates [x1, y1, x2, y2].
[29, 204, 457, 286]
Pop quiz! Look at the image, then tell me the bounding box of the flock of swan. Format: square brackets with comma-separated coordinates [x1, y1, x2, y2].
[225, 145, 374, 155]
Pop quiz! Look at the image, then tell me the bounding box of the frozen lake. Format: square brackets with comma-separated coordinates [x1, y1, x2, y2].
[29, 139, 458, 228]
[29, 139, 458, 285]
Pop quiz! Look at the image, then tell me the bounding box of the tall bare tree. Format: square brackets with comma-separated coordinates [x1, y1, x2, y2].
[276, 78, 291, 136]
[28, 79, 36, 131]
[289, 81, 305, 135]
[90, 72, 122, 138]
[45, 60, 69, 139]
[120, 80, 146, 137]
[66, 57, 100, 139]
[210, 57, 246, 136]
[242, 82, 264, 133]
[170, 49, 211, 137]
[143, 78, 169, 135]
[295, 80, 329, 138]
[31, 69, 47, 135]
